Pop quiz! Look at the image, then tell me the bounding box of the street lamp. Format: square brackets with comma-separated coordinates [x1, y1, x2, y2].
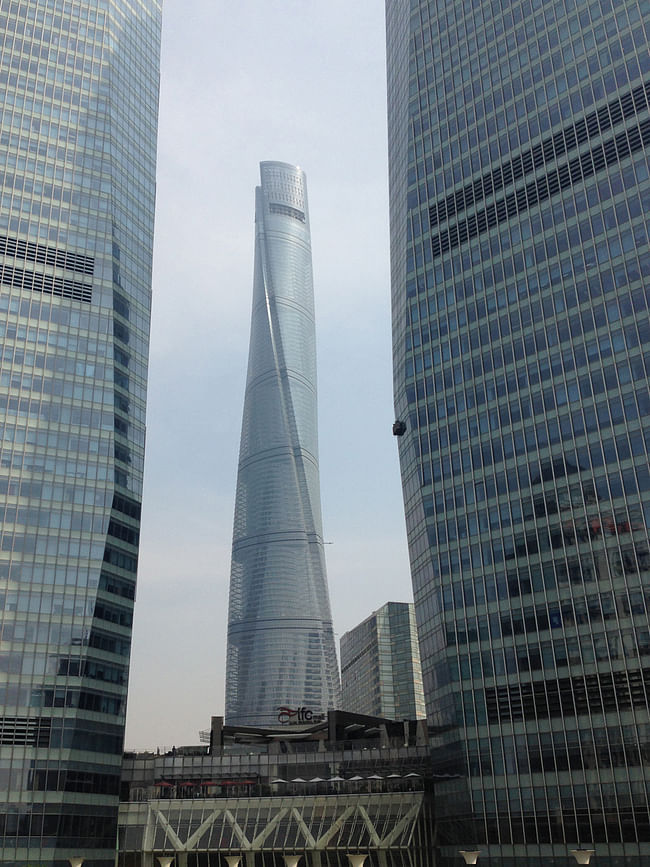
[459, 853, 480, 865]
[570, 850, 595, 865]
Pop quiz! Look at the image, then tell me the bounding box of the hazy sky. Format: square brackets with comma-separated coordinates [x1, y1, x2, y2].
[124, 0, 411, 749]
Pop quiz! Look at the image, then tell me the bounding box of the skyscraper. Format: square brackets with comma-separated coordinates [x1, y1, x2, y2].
[225, 161, 340, 727]
[387, 0, 650, 862]
[0, 1, 161, 864]
[340, 601, 426, 720]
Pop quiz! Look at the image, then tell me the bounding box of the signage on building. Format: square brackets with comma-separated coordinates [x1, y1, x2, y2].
[277, 706, 324, 725]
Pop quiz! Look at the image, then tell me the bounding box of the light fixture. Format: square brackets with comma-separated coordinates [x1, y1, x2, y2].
[459, 852, 480, 865]
[69, 860, 84, 867]
[570, 850, 595, 865]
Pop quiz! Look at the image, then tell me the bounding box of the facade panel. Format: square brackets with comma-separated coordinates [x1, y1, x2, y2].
[0, 1, 161, 863]
[387, 0, 650, 862]
[226, 162, 340, 727]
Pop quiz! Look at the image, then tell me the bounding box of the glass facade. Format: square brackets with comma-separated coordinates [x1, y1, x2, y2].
[340, 601, 426, 720]
[225, 161, 340, 727]
[0, 0, 161, 864]
[386, 0, 650, 862]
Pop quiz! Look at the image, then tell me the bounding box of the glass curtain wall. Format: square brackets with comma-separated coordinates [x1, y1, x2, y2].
[340, 602, 426, 720]
[226, 162, 340, 728]
[387, 0, 650, 862]
[0, 1, 161, 864]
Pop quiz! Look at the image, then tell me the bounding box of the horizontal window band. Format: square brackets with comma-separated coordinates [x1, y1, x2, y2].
[269, 202, 306, 222]
[0, 715, 51, 747]
[228, 619, 334, 635]
[111, 493, 141, 521]
[429, 78, 650, 230]
[485, 666, 650, 724]
[0, 233, 94, 274]
[431, 116, 650, 260]
[0, 261, 92, 303]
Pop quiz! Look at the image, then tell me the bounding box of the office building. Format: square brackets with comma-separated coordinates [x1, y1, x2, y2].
[225, 162, 340, 727]
[340, 601, 426, 720]
[0, 1, 161, 863]
[118, 711, 434, 867]
[386, 0, 650, 862]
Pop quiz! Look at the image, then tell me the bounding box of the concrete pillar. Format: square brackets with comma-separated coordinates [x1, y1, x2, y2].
[311, 850, 322, 867]
[225, 858, 242, 867]
[283, 857, 302, 867]
[245, 852, 256, 867]
[176, 854, 188, 867]
[157, 858, 175, 867]
[347, 856, 367, 867]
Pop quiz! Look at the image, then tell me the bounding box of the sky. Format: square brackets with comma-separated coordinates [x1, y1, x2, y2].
[124, 0, 412, 749]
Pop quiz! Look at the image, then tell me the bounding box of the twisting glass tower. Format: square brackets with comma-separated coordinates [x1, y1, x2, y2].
[226, 161, 340, 727]
[387, 0, 650, 862]
[0, 1, 161, 863]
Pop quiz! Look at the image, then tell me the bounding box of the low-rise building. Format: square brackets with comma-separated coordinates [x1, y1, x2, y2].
[118, 711, 437, 867]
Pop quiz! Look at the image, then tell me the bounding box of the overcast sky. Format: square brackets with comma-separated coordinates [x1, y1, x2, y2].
[124, 0, 412, 749]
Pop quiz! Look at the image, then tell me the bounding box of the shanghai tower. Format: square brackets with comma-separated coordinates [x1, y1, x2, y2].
[225, 161, 340, 727]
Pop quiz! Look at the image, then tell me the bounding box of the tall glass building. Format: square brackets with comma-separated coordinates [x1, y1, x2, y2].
[0, 1, 161, 864]
[340, 601, 426, 720]
[386, 0, 650, 862]
[225, 162, 340, 728]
